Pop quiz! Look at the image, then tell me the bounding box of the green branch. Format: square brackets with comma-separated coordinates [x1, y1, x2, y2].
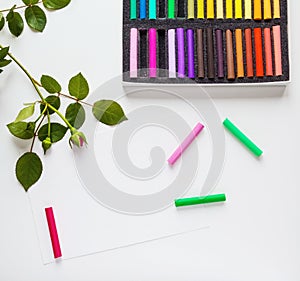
[0, 1, 43, 13]
[0, 45, 45, 101]
[46, 103, 73, 130]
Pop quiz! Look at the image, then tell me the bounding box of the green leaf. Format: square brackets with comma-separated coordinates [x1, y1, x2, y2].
[68, 73, 89, 100]
[92, 100, 127, 126]
[25, 5, 47, 32]
[43, 0, 71, 10]
[38, 122, 67, 143]
[7, 121, 35, 139]
[0, 59, 12, 67]
[22, 0, 39, 5]
[0, 13, 5, 31]
[16, 152, 43, 191]
[0, 47, 9, 60]
[40, 95, 61, 115]
[15, 104, 35, 122]
[6, 10, 24, 37]
[40, 75, 61, 94]
[65, 103, 85, 129]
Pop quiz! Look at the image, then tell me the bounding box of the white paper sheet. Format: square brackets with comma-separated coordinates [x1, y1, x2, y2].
[28, 80, 225, 264]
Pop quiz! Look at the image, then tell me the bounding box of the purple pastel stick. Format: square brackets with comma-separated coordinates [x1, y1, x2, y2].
[216, 29, 224, 78]
[187, 29, 195, 78]
[168, 123, 204, 166]
[177, 28, 185, 78]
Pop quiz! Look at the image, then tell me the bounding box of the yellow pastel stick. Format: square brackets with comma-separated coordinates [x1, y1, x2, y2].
[254, 0, 262, 20]
[264, 0, 272, 19]
[244, 0, 252, 19]
[226, 0, 233, 18]
[273, 0, 280, 18]
[216, 0, 223, 18]
[235, 0, 242, 18]
[188, 0, 195, 18]
[207, 0, 214, 18]
[197, 0, 204, 18]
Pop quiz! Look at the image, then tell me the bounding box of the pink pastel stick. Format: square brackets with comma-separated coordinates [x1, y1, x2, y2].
[45, 207, 62, 259]
[149, 28, 157, 78]
[168, 123, 204, 165]
[130, 28, 138, 78]
[273, 25, 282, 76]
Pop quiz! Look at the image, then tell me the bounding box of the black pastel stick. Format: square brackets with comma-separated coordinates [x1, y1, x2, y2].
[216, 29, 224, 78]
[207, 28, 215, 79]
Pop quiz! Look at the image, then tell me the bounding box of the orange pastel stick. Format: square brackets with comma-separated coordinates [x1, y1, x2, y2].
[235, 29, 244, 78]
[254, 0, 262, 20]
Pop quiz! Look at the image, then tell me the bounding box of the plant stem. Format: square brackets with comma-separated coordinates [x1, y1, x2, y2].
[33, 79, 93, 107]
[47, 111, 51, 137]
[46, 103, 74, 130]
[0, 1, 43, 13]
[34, 104, 48, 123]
[0, 45, 75, 133]
[58, 92, 93, 107]
[30, 114, 45, 152]
[0, 45, 45, 102]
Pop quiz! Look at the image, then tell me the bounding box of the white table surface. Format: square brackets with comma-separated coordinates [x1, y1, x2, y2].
[0, 0, 299, 280]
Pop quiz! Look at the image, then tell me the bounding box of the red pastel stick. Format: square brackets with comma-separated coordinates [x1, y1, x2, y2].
[45, 207, 62, 259]
[254, 28, 264, 77]
[245, 28, 254, 78]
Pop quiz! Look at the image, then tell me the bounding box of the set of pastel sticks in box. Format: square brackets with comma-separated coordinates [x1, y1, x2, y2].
[123, 0, 289, 84]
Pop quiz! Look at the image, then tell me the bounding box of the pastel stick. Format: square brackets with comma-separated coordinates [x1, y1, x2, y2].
[197, 29, 205, 78]
[216, 29, 224, 78]
[207, 28, 215, 79]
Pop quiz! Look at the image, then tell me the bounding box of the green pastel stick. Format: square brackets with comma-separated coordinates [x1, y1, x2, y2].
[223, 118, 263, 157]
[168, 0, 175, 18]
[130, 0, 137, 19]
[175, 194, 226, 207]
[149, 0, 157, 19]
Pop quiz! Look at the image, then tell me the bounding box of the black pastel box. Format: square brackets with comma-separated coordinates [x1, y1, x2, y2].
[122, 0, 290, 87]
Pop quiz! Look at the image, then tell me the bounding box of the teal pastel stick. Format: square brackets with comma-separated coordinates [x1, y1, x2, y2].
[130, 0, 137, 19]
[149, 0, 157, 19]
[223, 118, 263, 157]
[175, 194, 226, 207]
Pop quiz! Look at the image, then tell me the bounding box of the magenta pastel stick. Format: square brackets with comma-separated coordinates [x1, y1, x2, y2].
[187, 29, 195, 78]
[149, 28, 157, 78]
[45, 207, 62, 259]
[177, 28, 185, 78]
[130, 28, 138, 78]
[168, 123, 204, 165]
